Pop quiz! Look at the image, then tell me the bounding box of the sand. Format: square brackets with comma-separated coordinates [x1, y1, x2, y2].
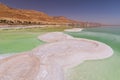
[0, 32, 113, 80]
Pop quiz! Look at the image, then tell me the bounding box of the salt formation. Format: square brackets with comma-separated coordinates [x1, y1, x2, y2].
[0, 32, 113, 80]
[0, 54, 40, 80]
[64, 28, 83, 32]
[38, 32, 73, 42]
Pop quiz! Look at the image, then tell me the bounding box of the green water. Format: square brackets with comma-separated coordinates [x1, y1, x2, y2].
[0, 27, 120, 80]
[0, 32, 44, 53]
[65, 27, 120, 80]
[0, 27, 66, 54]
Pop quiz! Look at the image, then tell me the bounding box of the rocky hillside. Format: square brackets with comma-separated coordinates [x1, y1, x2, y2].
[0, 3, 78, 25]
[0, 3, 101, 27]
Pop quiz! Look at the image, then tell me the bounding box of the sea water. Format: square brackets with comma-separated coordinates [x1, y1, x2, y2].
[65, 26, 120, 80]
[0, 27, 120, 80]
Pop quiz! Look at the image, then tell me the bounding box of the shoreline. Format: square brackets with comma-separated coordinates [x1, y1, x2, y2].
[64, 28, 83, 32]
[0, 32, 113, 80]
[0, 53, 16, 60]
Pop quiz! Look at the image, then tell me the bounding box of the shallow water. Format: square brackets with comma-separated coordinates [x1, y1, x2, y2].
[0, 27, 66, 54]
[65, 26, 120, 80]
[0, 32, 44, 54]
[0, 27, 120, 80]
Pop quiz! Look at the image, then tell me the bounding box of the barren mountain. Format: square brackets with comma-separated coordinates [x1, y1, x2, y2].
[0, 3, 102, 27]
[0, 3, 78, 25]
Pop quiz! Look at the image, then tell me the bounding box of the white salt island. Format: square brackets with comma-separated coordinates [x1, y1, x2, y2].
[0, 32, 113, 80]
[64, 28, 83, 32]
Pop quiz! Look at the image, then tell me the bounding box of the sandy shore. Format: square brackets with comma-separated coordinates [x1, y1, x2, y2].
[0, 32, 113, 80]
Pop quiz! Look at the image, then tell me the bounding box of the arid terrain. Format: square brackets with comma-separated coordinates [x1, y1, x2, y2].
[0, 3, 101, 27]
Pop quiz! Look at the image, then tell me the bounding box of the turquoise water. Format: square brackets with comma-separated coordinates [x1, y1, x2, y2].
[0, 27, 66, 54]
[0, 27, 120, 80]
[0, 32, 45, 54]
[65, 26, 120, 80]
